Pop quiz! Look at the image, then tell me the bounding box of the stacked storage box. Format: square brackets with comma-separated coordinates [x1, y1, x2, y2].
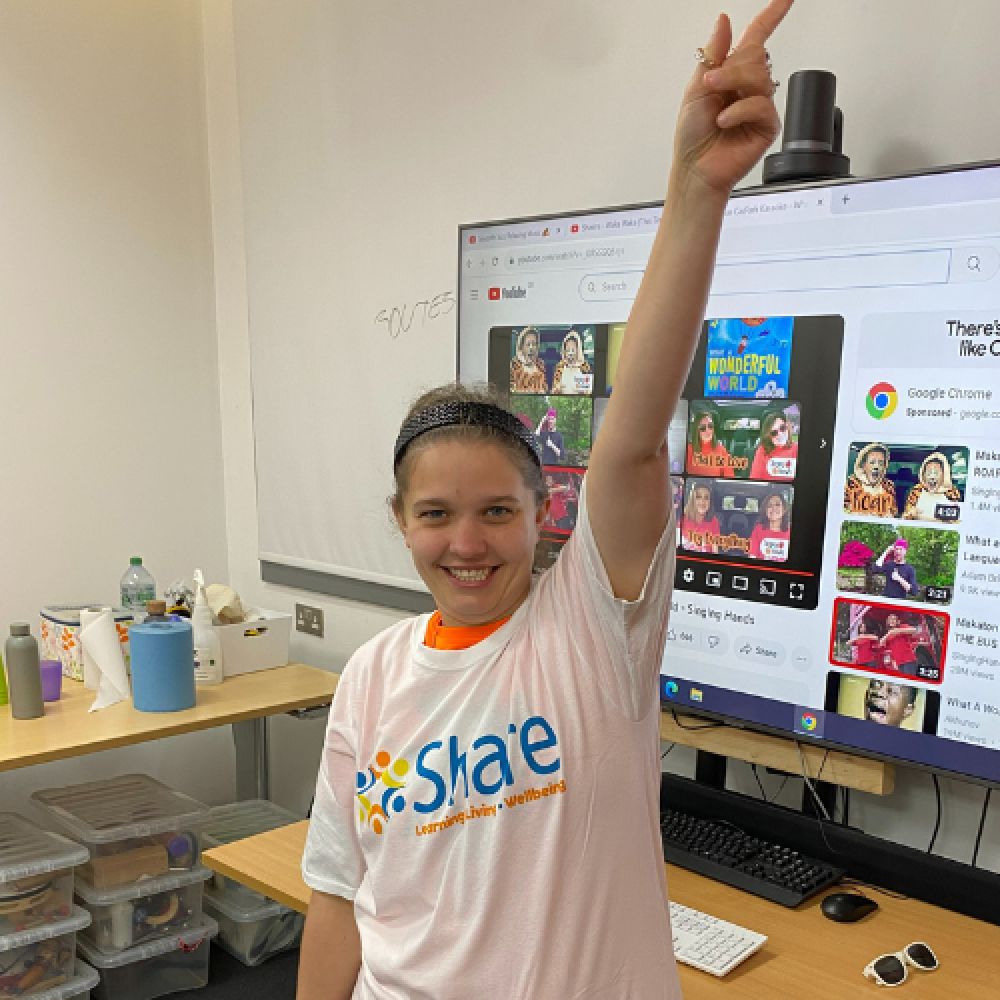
[31, 775, 217, 1000]
[0, 813, 94, 999]
[76, 920, 217, 1000]
[200, 801, 304, 966]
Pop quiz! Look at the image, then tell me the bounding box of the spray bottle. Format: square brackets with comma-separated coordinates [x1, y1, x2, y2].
[192, 570, 224, 686]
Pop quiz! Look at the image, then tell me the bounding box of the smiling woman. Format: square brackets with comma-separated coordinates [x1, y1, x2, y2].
[390, 383, 550, 627]
[297, 3, 795, 998]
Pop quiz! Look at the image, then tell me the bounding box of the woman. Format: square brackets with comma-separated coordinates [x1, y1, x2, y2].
[749, 409, 798, 480]
[544, 472, 573, 530]
[298, 5, 791, 998]
[882, 612, 921, 677]
[509, 326, 548, 393]
[685, 406, 735, 477]
[551, 329, 592, 394]
[748, 490, 790, 560]
[848, 619, 880, 668]
[680, 484, 721, 554]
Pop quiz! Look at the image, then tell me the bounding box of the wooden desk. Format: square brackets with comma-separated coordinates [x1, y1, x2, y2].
[203, 820, 311, 913]
[203, 819, 1000, 997]
[0, 663, 336, 796]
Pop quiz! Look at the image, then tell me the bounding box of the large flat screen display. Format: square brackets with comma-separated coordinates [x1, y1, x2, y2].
[457, 163, 1000, 786]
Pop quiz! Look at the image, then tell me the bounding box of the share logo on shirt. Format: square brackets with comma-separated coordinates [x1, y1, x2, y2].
[488, 287, 501, 300]
[356, 715, 564, 837]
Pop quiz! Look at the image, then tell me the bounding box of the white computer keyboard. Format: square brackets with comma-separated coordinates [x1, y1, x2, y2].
[669, 901, 768, 978]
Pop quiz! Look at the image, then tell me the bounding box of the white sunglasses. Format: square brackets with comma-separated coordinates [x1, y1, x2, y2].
[863, 942, 938, 987]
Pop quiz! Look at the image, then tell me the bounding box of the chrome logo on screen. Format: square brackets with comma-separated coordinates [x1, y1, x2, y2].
[866, 381, 898, 420]
[800, 712, 818, 732]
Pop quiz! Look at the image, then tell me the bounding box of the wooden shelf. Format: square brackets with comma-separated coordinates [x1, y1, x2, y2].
[660, 712, 895, 796]
[0, 663, 336, 772]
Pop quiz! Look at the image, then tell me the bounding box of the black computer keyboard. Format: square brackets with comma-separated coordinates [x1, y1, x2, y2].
[660, 808, 845, 907]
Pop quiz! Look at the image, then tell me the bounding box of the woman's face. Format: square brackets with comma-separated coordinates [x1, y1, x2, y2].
[523, 333, 538, 361]
[564, 338, 578, 363]
[768, 416, 790, 448]
[697, 414, 714, 446]
[693, 487, 711, 517]
[887, 614, 899, 629]
[395, 441, 547, 626]
[765, 495, 785, 526]
[546, 413, 557, 430]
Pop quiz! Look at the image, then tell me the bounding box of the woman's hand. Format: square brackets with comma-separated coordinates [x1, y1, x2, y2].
[673, 0, 794, 196]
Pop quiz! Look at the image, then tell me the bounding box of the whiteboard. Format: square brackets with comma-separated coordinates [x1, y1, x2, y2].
[234, 0, 1000, 595]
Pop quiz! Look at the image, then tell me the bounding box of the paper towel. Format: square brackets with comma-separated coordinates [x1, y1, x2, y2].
[79, 607, 106, 690]
[80, 607, 131, 711]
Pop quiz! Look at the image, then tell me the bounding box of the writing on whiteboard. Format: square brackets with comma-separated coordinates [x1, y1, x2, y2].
[375, 291, 457, 339]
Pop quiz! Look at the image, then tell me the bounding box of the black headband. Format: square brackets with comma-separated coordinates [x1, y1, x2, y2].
[393, 401, 542, 470]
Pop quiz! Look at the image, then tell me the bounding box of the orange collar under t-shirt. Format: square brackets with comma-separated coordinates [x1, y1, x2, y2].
[423, 611, 511, 650]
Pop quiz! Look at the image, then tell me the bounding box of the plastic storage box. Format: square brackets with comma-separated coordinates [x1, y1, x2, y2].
[32, 776, 209, 891]
[77, 917, 218, 1000]
[0, 906, 91, 999]
[202, 886, 303, 966]
[38, 606, 133, 682]
[201, 800, 300, 904]
[12, 959, 100, 1000]
[217, 612, 291, 678]
[21, 960, 100, 1000]
[0, 813, 88, 936]
[75, 866, 211, 954]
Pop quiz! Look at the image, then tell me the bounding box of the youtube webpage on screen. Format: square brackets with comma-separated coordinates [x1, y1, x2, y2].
[458, 166, 1000, 782]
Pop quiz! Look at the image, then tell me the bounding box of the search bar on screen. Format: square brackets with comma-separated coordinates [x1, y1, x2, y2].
[578, 247, 975, 301]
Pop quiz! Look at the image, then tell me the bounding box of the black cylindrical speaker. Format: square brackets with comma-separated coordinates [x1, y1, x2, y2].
[762, 69, 850, 184]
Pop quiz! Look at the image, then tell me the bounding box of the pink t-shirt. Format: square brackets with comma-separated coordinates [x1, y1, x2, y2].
[302, 486, 681, 999]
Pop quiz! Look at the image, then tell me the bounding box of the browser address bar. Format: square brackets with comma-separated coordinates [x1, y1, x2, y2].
[579, 248, 954, 301]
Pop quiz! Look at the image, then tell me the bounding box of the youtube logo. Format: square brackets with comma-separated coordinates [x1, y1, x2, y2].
[469, 235, 477, 244]
[488, 287, 501, 300]
[571, 224, 579, 233]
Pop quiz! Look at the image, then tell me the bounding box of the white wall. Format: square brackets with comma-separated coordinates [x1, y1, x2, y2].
[204, 0, 1000, 866]
[0, 1, 233, 816]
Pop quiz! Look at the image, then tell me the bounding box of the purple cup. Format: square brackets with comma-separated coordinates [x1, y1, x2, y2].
[40, 659, 63, 702]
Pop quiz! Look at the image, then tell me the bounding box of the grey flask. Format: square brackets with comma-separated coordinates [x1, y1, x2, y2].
[4, 623, 45, 719]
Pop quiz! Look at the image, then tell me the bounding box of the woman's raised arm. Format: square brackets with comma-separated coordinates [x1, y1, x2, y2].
[587, 0, 794, 600]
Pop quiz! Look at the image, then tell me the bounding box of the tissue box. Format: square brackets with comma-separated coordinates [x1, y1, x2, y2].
[218, 611, 291, 677]
[39, 606, 133, 682]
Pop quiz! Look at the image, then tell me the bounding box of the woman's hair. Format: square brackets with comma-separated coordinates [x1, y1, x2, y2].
[759, 491, 790, 531]
[759, 410, 789, 456]
[392, 383, 547, 512]
[683, 484, 713, 522]
[688, 407, 718, 453]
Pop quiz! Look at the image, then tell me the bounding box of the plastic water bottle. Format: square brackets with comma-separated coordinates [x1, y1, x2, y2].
[120, 557, 156, 623]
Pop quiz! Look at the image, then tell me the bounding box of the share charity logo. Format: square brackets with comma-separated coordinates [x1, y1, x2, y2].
[800, 711, 818, 732]
[356, 716, 564, 837]
[357, 750, 410, 834]
[866, 381, 898, 420]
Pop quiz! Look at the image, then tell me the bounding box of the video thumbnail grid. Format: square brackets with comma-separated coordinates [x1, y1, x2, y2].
[672, 315, 845, 610]
[490, 317, 845, 602]
[826, 440, 963, 696]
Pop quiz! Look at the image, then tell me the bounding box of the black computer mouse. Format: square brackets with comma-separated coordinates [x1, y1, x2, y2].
[820, 891, 879, 922]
